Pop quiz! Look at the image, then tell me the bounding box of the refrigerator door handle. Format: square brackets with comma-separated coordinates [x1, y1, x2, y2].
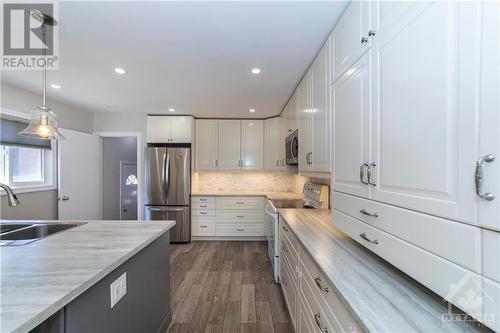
[147, 207, 185, 212]
[164, 153, 170, 197]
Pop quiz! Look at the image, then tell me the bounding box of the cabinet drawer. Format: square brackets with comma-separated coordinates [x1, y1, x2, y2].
[280, 255, 297, 329]
[483, 229, 500, 283]
[215, 223, 264, 236]
[192, 202, 216, 210]
[192, 209, 215, 217]
[191, 196, 215, 203]
[216, 197, 264, 210]
[279, 218, 299, 255]
[298, 294, 317, 333]
[300, 276, 344, 333]
[192, 217, 215, 236]
[216, 210, 264, 223]
[280, 235, 298, 286]
[300, 250, 361, 333]
[333, 209, 484, 310]
[333, 191, 481, 273]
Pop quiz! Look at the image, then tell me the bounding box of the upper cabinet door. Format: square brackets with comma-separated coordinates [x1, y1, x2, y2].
[147, 116, 172, 143]
[298, 72, 312, 172]
[310, 39, 331, 172]
[264, 117, 280, 170]
[332, 52, 372, 198]
[333, 1, 370, 81]
[370, 1, 483, 224]
[170, 116, 193, 143]
[218, 120, 241, 170]
[195, 119, 218, 170]
[241, 120, 264, 170]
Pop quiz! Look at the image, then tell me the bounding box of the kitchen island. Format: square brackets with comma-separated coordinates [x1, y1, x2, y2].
[0, 220, 175, 333]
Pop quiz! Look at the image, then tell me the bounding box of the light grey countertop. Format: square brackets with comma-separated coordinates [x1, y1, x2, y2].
[0, 220, 175, 333]
[278, 209, 489, 333]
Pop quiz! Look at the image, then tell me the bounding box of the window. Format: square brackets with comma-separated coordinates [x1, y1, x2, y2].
[0, 145, 54, 189]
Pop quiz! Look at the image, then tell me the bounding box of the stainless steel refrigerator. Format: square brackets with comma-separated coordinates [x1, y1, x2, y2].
[144, 146, 191, 242]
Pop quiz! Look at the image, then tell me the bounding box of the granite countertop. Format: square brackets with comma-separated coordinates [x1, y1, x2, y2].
[277, 209, 486, 333]
[192, 190, 303, 200]
[0, 220, 175, 333]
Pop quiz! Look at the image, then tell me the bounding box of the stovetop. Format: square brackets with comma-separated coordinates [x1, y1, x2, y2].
[270, 199, 309, 209]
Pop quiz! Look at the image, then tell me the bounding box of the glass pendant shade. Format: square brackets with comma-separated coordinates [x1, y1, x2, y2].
[18, 106, 65, 140]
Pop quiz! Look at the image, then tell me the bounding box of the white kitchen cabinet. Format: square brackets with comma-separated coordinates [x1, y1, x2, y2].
[147, 116, 193, 143]
[332, 0, 371, 81]
[241, 120, 263, 170]
[218, 120, 241, 170]
[331, 51, 372, 199]
[195, 119, 218, 170]
[298, 72, 312, 172]
[264, 117, 283, 170]
[310, 39, 331, 172]
[282, 92, 298, 135]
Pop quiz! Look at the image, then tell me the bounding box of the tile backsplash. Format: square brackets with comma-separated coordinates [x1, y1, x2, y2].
[193, 172, 309, 193]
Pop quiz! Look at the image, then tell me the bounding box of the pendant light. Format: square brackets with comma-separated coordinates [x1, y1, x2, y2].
[18, 10, 64, 140]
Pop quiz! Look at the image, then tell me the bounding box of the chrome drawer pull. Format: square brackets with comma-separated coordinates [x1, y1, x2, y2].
[200, 212, 208, 215]
[200, 205, 207, 208]
[314, 313, 328, 332]
[360, 209, 378, 218]
[475, 154, 495, 201]
[360, 232, 379, 245]
[236, 201, 244, 204]
[200, 198, 207, 201]
[200, 225, 207, 228]
[236, 215, 244, 218]
[314, 277, 329, 293]
[236, 228, 244, 231]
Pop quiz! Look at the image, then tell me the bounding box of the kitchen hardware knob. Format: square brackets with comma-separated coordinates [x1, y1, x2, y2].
[367, 162, 376, 186]
[360, 232, 379, 244]
[62, 196, 70, 201]
[314, 277, 329, 292]
[361, 37, 369, 44]
[360, 162, 369, 185]
[360, 209, 378, 218]
[475, 154, 495, 201]
[368, 30, 376, 36]
[314, 313, 328, 332]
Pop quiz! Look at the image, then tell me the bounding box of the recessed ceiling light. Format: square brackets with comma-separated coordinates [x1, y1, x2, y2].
[169, 108, 175, 112]
[251, 68, 261, 75]
[249, 109, 255, 113]
[50, 84, 61, 89]
[114, 67, 126, 74]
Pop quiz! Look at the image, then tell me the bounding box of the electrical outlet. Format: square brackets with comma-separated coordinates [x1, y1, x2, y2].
[110, 272, 127, 308]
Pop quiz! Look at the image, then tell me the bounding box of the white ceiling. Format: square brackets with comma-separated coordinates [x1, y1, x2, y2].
[1, 1, 349, 118]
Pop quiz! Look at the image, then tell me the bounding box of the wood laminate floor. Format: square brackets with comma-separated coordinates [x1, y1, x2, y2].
[167, 241, 293, 333]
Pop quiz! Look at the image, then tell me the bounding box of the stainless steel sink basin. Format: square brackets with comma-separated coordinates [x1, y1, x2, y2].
[0, 222, 86, 246]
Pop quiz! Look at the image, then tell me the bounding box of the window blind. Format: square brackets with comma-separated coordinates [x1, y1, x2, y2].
[0, 117, 52, 149]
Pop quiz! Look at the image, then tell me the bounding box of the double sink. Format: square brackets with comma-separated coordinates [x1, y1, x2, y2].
[0, 222, 86, 246]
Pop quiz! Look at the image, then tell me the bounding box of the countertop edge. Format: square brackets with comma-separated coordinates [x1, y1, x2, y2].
[9, 222, 174, 333]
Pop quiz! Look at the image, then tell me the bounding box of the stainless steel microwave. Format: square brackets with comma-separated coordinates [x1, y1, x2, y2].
[285, 130, 299, 165]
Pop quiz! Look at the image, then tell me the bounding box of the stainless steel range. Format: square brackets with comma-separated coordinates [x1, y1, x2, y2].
[265, 182, 329, 282]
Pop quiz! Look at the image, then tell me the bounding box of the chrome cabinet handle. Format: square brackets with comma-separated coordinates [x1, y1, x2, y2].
[361, 37, 368, 44]
[360, 232, 379, 244]
[200, 212, 208, 215]
[281, 159, 286, 167]
[475, 154, 495, 201]
[61, 196, 70, 201]
[314, 277, 329, 293]
[200, 205, 207, 208]
[236, 201, 244, 205]
[360, 209, 378, 218]
[314, 313, 328, 332]
[367, 162, 376, 186]
[215, 159, 218, 167]
[360, 162, 369, 185]
[236, 228, 244, 231]
[309, 152, 313, 164]
[200, 225, 208, 228]
[276, 160, 279, 167]
[236, 215, 244, 218]
[368, 30, 376, 37]
[200, 198, 207, 201]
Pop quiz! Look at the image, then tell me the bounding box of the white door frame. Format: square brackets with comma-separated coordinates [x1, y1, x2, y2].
[95, 132, 143, 219]
[119, 160, 137, 220]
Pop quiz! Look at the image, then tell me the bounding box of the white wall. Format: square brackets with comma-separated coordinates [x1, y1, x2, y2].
[0, 82, 95, 220]
[102, 137, 137, 219]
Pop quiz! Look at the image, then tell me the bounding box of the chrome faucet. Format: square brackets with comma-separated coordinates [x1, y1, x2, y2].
[0, 183, 20, 207]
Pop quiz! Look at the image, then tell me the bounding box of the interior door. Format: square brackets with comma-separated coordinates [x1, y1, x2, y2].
[58, 128, 101, 219]
[370, 1, 478, 222]
[195, 119, 218, 170]
[310, 39, 331, 172]
[120, 162, 138, 220]
[331, 52, 372, 198]
[218, 120, 241, 170]
[241, 120, 263, 170]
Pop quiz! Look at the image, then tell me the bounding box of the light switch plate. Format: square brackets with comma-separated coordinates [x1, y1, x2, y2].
[110, 272, 127, 308]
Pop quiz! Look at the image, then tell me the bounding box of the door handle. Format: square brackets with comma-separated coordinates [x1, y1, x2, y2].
[475, 154, 495, 201]
[360, 162, 369, 185]
[367, 162, 376, 186]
